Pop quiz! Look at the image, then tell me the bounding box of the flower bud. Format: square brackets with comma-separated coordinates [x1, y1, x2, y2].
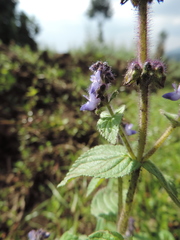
[123, 61, 142, 86]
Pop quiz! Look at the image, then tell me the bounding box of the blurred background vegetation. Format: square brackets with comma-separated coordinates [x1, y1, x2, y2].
[0, 0, 180, 240]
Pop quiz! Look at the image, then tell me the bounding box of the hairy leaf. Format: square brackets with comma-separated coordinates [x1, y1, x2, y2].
[142, 160, 180, 207]
[88, 230, 124, 240]
[97, 106, 125, 144]
[91, 187, 118, 221]
[86, 178, 105, 197]
[58, 145, 140, 187]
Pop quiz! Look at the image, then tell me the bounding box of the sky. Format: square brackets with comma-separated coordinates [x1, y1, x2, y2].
[17, 0, 180, 54]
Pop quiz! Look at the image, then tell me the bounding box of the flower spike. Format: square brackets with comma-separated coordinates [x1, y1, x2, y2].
[81, 62, 115, 111]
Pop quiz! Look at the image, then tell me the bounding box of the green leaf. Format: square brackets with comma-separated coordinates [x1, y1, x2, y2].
[91, 188, 118, 221]
[88, 230, 124, 240]
[158, 229, 175, 240]
[142, 160, 180, 207]
[60, 231, 79, 240]
[58, 145, 140, 187]
[97, 106, 125, 144]
[109, 90, 120, 102]
[86, 178, 105, 197]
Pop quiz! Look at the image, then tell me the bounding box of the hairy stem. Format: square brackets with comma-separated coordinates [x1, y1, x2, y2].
[117, 1, 149, 235]
[118, 177, 123, 218]
[142, 125, 175, 161]
[137, 1, 149, 161]
[117, 168, 140, 235]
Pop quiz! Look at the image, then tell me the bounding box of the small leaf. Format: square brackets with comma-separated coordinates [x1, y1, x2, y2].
[97, 106, 125, 144]
[160, 109, 180, 127]
[142, 160, 180, 207]
[86, 178, 105, 197]
[88, 230, 124, 240]
[60, 231, 79, 240]
[109, 90, 120, 102]
[58, 145, 140, 187]
[91, 188, 118, 221]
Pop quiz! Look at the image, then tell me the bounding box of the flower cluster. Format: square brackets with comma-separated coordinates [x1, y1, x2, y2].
[80, 61, 115, 111]
[28, 229, 50, 240]
[162, 83, 180, 101]
[123, 60, 166, 88]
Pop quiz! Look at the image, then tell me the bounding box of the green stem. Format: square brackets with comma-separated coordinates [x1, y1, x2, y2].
[137, 1, 149, 161]
[117, 168, 140, 235]
[142, 125, 175, 161]
[106, 104, 136, 160]
[117, 177, 123, 221]
[138, 0, 148, 65]
[117, 1, 149, 235]
[137, 84, 149, 160]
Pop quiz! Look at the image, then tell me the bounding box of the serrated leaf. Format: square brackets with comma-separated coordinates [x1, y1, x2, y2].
[88, 230, 124, 240]
[91, 188, 118, 221]
[86, 178, 105, 197]
[58, 145, 140, 187]
[60, 231, 79, 240]
[142, 160, 180, 208]
[97, 106, 126, 144]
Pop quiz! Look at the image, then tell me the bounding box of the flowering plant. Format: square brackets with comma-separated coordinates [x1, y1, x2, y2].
[57, 0, 180, 239]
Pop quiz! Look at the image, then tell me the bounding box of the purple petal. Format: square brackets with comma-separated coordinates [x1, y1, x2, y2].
[28, 230, 36, 240]
[162, 92, 180, 101]
[124, 124, 137, 136]
[80, 94, 100, 111]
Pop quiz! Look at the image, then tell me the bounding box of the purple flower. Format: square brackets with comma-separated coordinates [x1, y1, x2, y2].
[28, 229, 50, 240]
[81, 62, 115, 111]
[162, 83, 180, 101]
[80, 92, 101, 111]
[89, 70, 103, 94]
[124, 124, 137, 136]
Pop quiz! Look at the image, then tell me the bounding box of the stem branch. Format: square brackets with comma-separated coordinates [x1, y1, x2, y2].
[142, 125, 175, 161]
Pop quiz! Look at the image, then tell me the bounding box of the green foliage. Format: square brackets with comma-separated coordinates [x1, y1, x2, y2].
[58, 145, 140, 187]
[60, 231, 79, 240]
[86, 178, 105, 197]
[142, 161, 180, 208]
[91, 187, 118, 221]
[88, 230, 123, 240]
[97, 106, 125, 144]
[1, 41, 180, 239]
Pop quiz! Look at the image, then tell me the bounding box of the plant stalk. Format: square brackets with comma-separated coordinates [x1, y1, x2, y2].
[142, 125, 175, 161]
[137, 0, 149, 161]
[117, 168, 140, 235]
[106, 104, 136, 160]
[117, 1, 149, 235]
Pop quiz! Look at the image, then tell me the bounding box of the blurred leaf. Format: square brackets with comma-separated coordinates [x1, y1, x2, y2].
[60, 231, 79, 240]
[91, 187, 118, 221]
[97, 106, 125, 144]
[58, 145, 140, 187]
[26, 86, 39, 97]
[142, 160, 180, 208]
[158, 229, 175, 240]
[86, 177, 105, 197]
[88, 230, 123, 240]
